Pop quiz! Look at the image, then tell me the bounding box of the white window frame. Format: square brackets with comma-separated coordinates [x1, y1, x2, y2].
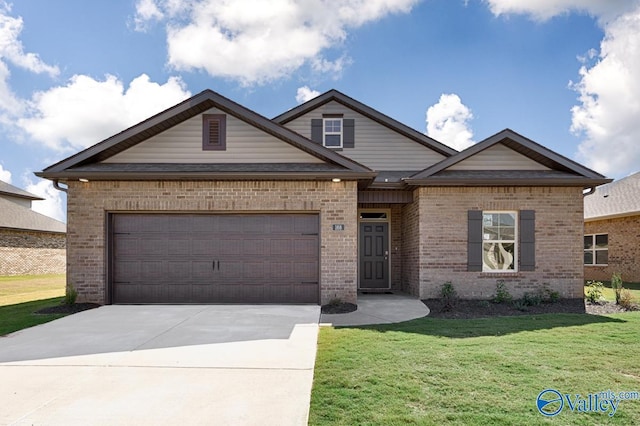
[482, 211, 518, 273]
[323, 117, 343, 148]
[584, 233, 608, 266]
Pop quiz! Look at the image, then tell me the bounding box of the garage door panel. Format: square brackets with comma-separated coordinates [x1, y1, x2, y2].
[242, 239, 265, 256]
[112, 214, 319, 303]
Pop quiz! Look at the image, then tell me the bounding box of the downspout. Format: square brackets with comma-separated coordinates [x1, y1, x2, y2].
[583, 186, 596, 197]
[52, 179, 68, 193]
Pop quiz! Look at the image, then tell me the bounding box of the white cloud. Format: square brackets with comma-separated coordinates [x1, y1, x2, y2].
[295, 86, 321, 104]
[18, 73, 191, 151]
[0, 3, 59, 119]
[0, 163, 11, 183]
[135, 0, 419, 85]
[484, 0, 634, 22]
[426, 94, 475, 151]
[134, 0, 165, 31]
[25, 179, 65, 222]
[570, 4, 640, 177]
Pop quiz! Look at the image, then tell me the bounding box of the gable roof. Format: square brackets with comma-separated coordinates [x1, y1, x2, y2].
[273, 89, 457, 158]
[0, 197, 66, 233]
[37, 89, 375, 181]
[404, 129, 611, 188]
[585, 171, 640, 221]
[0, 180, 43, 201]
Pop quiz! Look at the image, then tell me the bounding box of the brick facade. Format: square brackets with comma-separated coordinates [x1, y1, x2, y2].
[584, 215, 640, 283]
[408, 186, 585, 299]
[66, 180, 358, 304]
[0, 229, 66, 275]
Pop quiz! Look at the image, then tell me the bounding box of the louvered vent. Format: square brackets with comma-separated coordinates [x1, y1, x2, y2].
[202, 114, 226, 150]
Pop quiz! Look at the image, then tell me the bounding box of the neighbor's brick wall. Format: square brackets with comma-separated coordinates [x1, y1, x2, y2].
[415, 186, 584, 299]
[66, 180, 358, 304]
[584, 215, 640, 283]
[0, 229, 66, 275]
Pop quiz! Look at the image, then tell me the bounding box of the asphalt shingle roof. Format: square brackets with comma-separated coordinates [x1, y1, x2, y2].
[0, 197, 66, 233]
[0, 180, 43, 200]
[584, 171, 640, 220]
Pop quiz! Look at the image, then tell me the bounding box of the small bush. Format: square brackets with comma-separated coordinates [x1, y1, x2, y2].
[512, 299, 529, 312]
[478, 300, 491, 309]
[585, 281, 604, 304]
[540, 285, 560, 303]
[492, 281, 512, 304]
[612, 272, 623, 305]
[64, 285, 78, 306]
[619, 289, 639, 311]
[521, 292, 542, 307]
[439, 282, 458, 311]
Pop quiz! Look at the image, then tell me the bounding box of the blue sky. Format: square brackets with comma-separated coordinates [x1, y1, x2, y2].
[1, 0, 639, 221]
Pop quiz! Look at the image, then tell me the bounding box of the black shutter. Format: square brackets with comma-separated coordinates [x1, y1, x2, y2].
[343, 119, 355, 148]
[468, 210, 483, 271]
[520, 210, 535, 271]
[311, 119, 322, 144]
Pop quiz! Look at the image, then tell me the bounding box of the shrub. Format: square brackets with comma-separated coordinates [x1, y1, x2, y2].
[478, 300, 491, 309]
[491, 281, 512, 304]
[512, 299, 529, 312]
[619, 289, 639, 311]
[521, 292, 542, 307]
[540, 285, 560, 303]
[611, 272, 623, 305]
[64, 285, 78, 306]
[440, 282, 458, 311]
[585, 281, 604, 304]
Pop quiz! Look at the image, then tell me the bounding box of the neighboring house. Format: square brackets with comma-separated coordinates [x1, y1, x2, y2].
[584, 172, 640, 283]
[0, 180, 66, 275]
[36, 89, 609, 305]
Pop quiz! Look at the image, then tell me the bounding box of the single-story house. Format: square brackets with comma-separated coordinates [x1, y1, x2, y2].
[36, 89, 610, 305]
[0, 180, 66, 275]
[584, 171, 640, 283]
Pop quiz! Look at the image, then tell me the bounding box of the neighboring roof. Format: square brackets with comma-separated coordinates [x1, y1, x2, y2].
[37, 89, 375, 181]
[0, 197, 66, 233]
[405, 129, 612, 188]
[585, 171, 640, 221]
[0, 180, 43, 201]
[272, 89, 457, 158]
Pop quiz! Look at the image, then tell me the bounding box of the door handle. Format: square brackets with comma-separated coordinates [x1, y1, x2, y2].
[217, 260, 220, 271]
[212, 260, 215, 271]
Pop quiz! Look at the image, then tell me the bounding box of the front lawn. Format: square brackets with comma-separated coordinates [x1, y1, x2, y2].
[0, 274, 67, 335]
[310, 313, 640, 425]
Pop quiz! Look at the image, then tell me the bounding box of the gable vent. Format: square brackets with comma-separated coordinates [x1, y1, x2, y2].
[202, 114, 227, 151]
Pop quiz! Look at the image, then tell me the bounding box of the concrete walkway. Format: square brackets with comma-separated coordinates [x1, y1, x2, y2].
[0, 305, 320, 426]
[320, 293, 430, 326]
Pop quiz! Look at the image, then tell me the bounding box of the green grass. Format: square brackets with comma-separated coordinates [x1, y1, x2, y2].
[0, 274, 66, 306]
[310, 313, 640, 425]
[0, 297, 67, 336]
[0, 275, 68, 335]
[585, 281, 640, 303]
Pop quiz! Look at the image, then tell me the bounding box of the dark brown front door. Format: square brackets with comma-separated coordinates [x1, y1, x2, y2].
[359, 222, 389, 289]
[110, 214, 319, 304]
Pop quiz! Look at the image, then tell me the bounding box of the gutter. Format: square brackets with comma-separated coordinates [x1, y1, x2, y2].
[52, 179, 68, 193]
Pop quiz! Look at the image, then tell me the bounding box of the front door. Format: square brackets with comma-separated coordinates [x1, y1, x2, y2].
[359, 222, 389, 289]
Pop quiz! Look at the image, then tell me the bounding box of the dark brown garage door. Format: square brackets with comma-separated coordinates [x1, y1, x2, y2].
[110, 214, 319, 304]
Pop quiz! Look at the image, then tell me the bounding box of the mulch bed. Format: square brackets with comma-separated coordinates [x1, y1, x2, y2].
[35, 303, 101, 315]
[423, 298, 633, 319]
[321, 302, 358, 314]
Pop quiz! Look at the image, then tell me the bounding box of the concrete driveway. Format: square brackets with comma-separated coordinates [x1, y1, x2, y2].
[0, 305, 320, 426]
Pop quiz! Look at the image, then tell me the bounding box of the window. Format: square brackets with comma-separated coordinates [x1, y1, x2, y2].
[323, 118, 342, 148]
[584, 234, 608, 265]
[482, 212, 517, 272]
[202, 114, 226, 151]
